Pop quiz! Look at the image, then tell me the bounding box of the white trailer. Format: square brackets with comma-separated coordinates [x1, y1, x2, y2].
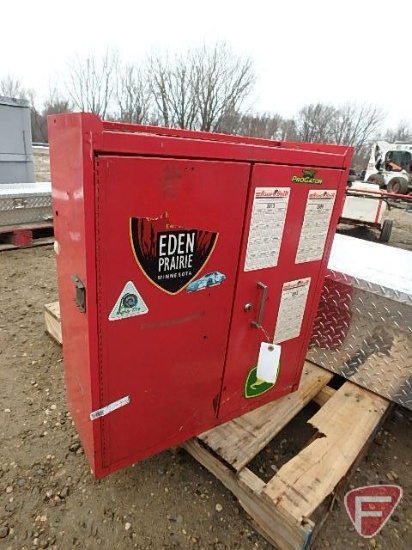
[340, 182, 393, 242]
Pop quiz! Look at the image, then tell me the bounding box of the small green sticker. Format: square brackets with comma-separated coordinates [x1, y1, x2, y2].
[305, 169, 316, 178]
[244, 366, 280, 399]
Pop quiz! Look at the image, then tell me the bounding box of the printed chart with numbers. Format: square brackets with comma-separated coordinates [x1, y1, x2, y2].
[273, 278, 311, 344]
[244, 187, 290, 271]
[296, 190, 337, 264]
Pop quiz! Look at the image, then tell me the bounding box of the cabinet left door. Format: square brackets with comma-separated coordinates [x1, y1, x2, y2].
[95, 155, 250, 475]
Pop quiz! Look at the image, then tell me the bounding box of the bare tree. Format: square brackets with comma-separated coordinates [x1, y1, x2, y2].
[115, 64, 151, 124]
[148, 52, 198, 129]
[43, 94, 72, 116]
[0, 74, 31, 100]
[385, 120, 412, 142]
[166, 55, 198, 129]
[31, 89, 72, 142]
[295, 102, 385, 149]
[66, 49, 119, 117]
[148, 43, 255, 131]
[214, 111, 243, 135]
[148, 55, 171, 127]
[192, 43, 255, 132]
[30, 103, 46, 143]
[330, 102, 386, 149]
[218, 111, 283, 139]
[295, 103, 338, 143]
[278, 119, 298, 141]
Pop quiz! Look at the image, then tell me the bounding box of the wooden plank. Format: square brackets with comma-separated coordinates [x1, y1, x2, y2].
[0, 221, 53, 234]
[0, 236, 54, 252]
[199, 363, 333, 471]
[44, 302, 62, 345]
[263, 382, 390, 521]
[183, 439, 314, 550]
[309, 400, 392, 542]
[46, 301, 60, 319]
[312, 385, 336, 407]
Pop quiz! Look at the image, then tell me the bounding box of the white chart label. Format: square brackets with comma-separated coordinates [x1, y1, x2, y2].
[273, 278, 311, 344]
[296, 190, 337, 264]
[244, 187, 290, 271]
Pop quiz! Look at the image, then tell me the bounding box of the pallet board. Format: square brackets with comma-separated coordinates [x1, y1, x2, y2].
[44, 302, 62, 346]
[44, 301, 391, 550]
[0, 222, 54, 251]
[199, 366, 334, 472]
[187, 382, 390, 549]
[262, 384, 388, 519]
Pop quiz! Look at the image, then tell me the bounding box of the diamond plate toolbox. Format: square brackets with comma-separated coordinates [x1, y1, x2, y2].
[0, 182, 52, 226]
[308, 234, 412, 410]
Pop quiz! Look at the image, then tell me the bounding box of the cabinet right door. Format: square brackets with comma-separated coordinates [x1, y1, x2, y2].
[218, 163, 347, 422]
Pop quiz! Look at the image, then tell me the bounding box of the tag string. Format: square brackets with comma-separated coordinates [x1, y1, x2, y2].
[259, 325, 272, 343]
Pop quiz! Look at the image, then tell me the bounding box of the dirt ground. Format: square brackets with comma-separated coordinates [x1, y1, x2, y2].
[0, 206, 412, 550]
[32, 148, 50, 183]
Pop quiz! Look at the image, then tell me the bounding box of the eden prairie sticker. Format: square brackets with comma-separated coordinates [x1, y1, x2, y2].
[130, 213, 218, 294]
[109, 281, 148, 321]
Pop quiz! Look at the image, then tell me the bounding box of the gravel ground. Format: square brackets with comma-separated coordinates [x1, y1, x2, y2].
[32, 148, 50, 182]
[0, 208, 411, 550]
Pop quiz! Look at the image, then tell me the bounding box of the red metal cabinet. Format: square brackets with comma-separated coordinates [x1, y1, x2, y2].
[48, 113, 353, 477]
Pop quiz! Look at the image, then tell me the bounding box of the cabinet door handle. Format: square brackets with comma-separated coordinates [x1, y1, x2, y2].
[251, 282, 267, 328]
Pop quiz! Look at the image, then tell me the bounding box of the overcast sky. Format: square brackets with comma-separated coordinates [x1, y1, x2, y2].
[2, 0, 411, 129]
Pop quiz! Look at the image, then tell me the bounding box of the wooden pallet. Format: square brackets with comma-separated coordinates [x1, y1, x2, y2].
[44, 302, 62, 345]
[44, 302, 391, 550]
[0, 222, 54, 251]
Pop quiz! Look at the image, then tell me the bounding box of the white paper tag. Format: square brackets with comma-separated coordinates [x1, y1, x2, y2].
[90, 396, 130, 421]
[256, 342, 281, 383]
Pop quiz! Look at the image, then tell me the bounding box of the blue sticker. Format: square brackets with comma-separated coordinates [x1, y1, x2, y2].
[186, 271, 226, 293]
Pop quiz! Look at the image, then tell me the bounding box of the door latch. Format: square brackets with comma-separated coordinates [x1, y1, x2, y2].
[71, 275, 86, 313]
[251, 282, 268, 328]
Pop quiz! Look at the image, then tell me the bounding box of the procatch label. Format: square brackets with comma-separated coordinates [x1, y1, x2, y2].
[130, 213, 218, 294]
[109, 281, 149, 321]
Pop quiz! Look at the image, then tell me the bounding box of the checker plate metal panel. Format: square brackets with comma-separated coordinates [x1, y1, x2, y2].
[308, 234, 412, 410]
[0, 182, 52, 226]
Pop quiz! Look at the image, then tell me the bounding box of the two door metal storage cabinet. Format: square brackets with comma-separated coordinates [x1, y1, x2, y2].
[49, 114, 352, 478]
